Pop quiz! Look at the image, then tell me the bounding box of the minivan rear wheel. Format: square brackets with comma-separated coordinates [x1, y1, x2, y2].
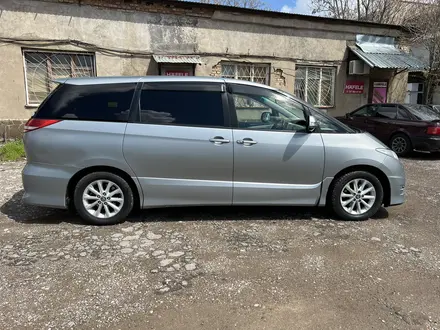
[330, 171, 384, 221]
[74, 172, 134, 225]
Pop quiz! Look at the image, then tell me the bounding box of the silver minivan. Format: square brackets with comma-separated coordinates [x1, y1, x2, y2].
[22, 76, 405, 225]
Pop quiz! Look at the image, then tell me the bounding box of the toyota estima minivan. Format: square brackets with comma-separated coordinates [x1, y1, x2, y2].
[22, 76, 405, 225]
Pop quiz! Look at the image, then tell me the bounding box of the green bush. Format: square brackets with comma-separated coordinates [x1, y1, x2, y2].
[0, 140, 25, 162]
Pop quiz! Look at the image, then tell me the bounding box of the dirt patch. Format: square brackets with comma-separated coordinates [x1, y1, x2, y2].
[0, 157, 439, 329]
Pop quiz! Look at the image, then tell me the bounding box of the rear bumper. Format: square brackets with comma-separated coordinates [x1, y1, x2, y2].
[412, 136, 440, 153]
[22, 163, 75, 209]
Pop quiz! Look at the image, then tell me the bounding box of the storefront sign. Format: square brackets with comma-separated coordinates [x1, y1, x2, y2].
[373, 82, 387, 88]
[344, 81, 364, 94]
[165, 71, 190, 76]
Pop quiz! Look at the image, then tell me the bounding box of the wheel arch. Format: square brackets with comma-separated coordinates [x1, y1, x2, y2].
[66, 166, 142, 211]
[389, 130, 412, 145]
[325, 165, 391, 207]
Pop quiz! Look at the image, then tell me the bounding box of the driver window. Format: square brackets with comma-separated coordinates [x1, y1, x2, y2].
[352, 105, 377, 117]
[231, 92, 307, 132]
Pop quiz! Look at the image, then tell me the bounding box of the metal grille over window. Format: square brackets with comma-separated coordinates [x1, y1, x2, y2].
[221, 63, 269, 85]
[294, 66, 335, 107]
[24, 52, 95, 105]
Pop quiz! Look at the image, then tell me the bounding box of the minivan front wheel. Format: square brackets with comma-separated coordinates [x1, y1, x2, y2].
[330, 171, 384, 221]
[74, 172, 134, 225]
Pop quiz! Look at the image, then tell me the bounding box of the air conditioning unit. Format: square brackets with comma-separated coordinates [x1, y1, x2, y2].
[349, 60, 370, 75]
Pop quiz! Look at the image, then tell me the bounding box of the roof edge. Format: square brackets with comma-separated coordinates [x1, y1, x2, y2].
[164, 0, 406, 31]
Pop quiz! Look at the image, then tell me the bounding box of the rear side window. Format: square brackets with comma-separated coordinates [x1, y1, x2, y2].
[139, 90, 225, 127]
[376, 105, 397, 119]
[397, 106, 411, 120]
[35, 83, 136, 122]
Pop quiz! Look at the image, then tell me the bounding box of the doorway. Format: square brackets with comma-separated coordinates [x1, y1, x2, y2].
[369, 81, 388, 103]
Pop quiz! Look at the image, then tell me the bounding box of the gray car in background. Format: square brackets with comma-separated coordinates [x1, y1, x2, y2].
[22, 77, 405, 225]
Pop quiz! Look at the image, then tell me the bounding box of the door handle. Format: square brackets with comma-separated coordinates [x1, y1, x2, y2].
[237, 138, 257, 146]
[209, 136, 230, 145]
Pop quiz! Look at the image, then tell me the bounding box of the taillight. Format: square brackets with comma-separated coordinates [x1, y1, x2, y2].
[427, 126, 440, 135]
[24, 119, 60, 132]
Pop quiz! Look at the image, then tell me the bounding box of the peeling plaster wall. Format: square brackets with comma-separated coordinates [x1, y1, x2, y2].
[0, 0, 406, 129]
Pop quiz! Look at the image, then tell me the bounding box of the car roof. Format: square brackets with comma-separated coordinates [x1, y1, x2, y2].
[54, 76, 278, 90]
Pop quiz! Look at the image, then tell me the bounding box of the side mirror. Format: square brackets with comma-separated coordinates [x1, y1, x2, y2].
[261, 111, 272, 123]
[345, 113, 351, 119]
[307, 115, 317, 132]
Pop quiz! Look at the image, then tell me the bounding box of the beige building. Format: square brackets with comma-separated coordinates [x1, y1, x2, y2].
[0, 0, 426, 139]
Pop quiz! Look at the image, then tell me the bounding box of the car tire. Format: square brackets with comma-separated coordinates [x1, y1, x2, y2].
[389, 133, 412, 157]
[330, 171, 384, 221]
[74, 172, 134, 225]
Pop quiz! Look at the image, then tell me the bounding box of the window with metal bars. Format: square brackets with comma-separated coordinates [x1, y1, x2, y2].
[294, 66, 336, 108]
[221, 63, 270, 85]
[24, 51, 96, 105]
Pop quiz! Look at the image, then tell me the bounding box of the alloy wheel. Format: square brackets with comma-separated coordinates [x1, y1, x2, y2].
[82, 179, 125, 219]
[340, 178, 376, 215]
[391, 136, 407, 154]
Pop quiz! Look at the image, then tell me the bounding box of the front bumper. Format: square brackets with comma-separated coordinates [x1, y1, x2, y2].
[387, 175, 405, 206]
[412, 136, 440, 153]
[380, 155, 406, 207]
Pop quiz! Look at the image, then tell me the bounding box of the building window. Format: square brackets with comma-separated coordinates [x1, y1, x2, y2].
[405, 83, 424, 104]
[221, 63, 270, 85]
[24, 51, 95, 105]
[294, 66, 336, 107]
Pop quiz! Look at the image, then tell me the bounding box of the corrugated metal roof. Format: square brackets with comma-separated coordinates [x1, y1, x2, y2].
[153, 55, 203, 64]
[349, 45, 427, 70]
[355, 34, 400, 54]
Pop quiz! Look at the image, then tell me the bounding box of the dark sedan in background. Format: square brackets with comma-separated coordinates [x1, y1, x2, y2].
[336, 103, 440, 156]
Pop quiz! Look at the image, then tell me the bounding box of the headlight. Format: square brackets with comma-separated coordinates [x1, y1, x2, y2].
[376, 148, 398, 160]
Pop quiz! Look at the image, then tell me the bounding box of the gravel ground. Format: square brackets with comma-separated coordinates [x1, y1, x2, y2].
[1, 158, 440, 330]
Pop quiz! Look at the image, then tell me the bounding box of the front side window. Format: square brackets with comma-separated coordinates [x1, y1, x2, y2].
[24, 51, 95, 105]
[231, 89, 307, 132]
[221, 62, 269, 85]
[294, 66, 336, 107]
[139, 89, 225, 127]
[35, 83, 136, 122]
[352, 105, 377, 117]
[312, 109, 353, 133]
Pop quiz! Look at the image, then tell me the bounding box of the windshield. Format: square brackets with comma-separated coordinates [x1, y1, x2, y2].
[405, 104, 440, 121]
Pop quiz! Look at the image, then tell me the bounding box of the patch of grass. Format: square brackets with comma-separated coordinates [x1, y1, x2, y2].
[0, 140, 25, 162]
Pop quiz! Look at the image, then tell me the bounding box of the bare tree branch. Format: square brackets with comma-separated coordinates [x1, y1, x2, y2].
[311, 0, 409, 23]
[190, 0, 267, 9]
[403, 0, 440, 102]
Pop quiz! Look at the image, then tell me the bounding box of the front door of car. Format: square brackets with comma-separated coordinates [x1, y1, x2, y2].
[369, 104, 398, 143]
[123, 82, 233, 207]
[227, 84, 325, 205]
[348, 104, 378, 133]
